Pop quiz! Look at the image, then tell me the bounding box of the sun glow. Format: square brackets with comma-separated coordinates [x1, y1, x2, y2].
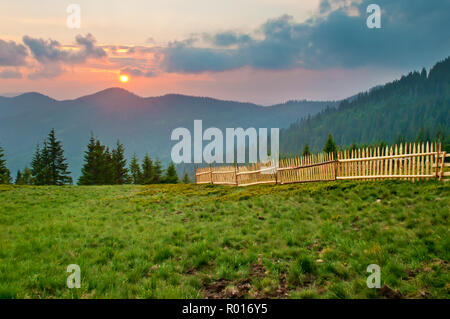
[120, 75, 129, 83]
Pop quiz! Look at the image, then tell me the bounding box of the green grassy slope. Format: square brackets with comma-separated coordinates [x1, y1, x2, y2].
[0, 181, 448, 298]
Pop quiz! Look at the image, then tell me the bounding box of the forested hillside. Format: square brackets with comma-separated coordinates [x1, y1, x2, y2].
[281, 57, 450, 154]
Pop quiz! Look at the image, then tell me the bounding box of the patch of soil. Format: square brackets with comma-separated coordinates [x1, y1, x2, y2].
[185, 267, 196, 275]
[269, 273, 289, 298]
[379, 285, 402, 299]
[406, 269, 420, 278]
[203, 258, 292, 299]
[306, 239, 320, 251]
[203, 278, 252, 299]
[250, 262, 266, 278]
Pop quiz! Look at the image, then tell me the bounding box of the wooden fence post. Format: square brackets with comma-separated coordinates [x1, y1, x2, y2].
[210, 164, 213, 184]
[334, 152, 338, 180]
[435, 141, 441, 179]
[275, 165, 279, 184]
[194, 164, 198, 184]
[235, 163, 239, 186]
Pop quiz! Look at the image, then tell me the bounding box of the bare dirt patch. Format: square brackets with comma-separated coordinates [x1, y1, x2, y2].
[203, 258, 290, 299]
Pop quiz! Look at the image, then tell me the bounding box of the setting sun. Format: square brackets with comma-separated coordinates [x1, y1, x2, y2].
[120, 75, 129, 83]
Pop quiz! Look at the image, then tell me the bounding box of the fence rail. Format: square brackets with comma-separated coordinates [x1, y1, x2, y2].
[195, 141, 449, 186]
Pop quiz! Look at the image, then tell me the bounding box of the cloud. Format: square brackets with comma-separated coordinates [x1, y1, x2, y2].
[23, 33, 106, 64]
[0, 40, 28, 66]
[161, 0, 450, 73]
[28, 64, 65, 80]
[162, 43, 244, 73]
[74, 34, 107, 61]
[0, 69, 22, 79]
[21, 33, 107, 79]
[120, 67, 157, 78]
[205, 31, 252, 47]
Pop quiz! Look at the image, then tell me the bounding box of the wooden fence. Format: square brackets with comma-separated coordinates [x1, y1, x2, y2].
[195, 141, 449, 186]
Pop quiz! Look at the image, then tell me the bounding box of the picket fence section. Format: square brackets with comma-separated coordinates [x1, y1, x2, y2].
[195, 141, 448, 186]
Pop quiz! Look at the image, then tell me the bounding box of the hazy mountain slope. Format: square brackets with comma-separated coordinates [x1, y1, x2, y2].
[0, 89, 334, 180]
[280, 56, 450, 154]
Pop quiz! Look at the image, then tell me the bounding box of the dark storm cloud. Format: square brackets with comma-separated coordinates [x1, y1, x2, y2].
[0, 40, 28, 66]
[161, 0, 450, 73]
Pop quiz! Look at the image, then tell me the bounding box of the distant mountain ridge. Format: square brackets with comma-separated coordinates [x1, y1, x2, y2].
[0, 89, 336, 180]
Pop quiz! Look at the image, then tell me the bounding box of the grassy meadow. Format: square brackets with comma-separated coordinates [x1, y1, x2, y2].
[0, 180, 448, 298]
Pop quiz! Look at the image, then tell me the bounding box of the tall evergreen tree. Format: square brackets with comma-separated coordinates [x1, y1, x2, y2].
[182, 173, 190, 184]
[302, 144, 310, 156]
[129, 152, 142, 184]
[323, 133, 337, 155]
[31, 144, 45, 185]
[15, 170, 24, 185]
[141, 154, 154, 184]
[40, 140, 51, 184]
[30, 130, 71, 186]
[102, 147, 114, 184]
[0, 146, 10, 184]
[164, 162, 179, 184]
[111, 140, 129, 184]
[78, 136, 98, 185]
[22, 166, 32, 185]
[46, 129, 72, 185]
[153, 158, 163, 184]
[78, 135, 108, 185]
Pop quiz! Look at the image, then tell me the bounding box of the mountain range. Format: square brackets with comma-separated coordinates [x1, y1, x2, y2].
[0, 89, 336, 180]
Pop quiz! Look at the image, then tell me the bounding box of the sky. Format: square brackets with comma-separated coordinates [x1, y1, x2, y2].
[0, 0, 449, 104]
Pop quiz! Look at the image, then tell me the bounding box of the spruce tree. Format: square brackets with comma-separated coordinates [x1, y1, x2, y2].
[15, 170, 24, 185]
[129, 152, 142, 184]
[164, 162, 178, 184]
[153, 159, 163, 184]
[40, 140, 51, 184]
[141, 154, 154, 184]
[182, 173, 190, 184]
[78, 135, 98, 185]
[112, 140, 129, 184]
[302, 144, 310, 156]
[22, 166, 32, 185]
[31, 144, 45, 185]
[323, 133, 337, 155]
[79, 136, 110, 185]
[46, 129, 72, 185]
[0, 146, 10, 184]
[102, 147, 114, 184]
